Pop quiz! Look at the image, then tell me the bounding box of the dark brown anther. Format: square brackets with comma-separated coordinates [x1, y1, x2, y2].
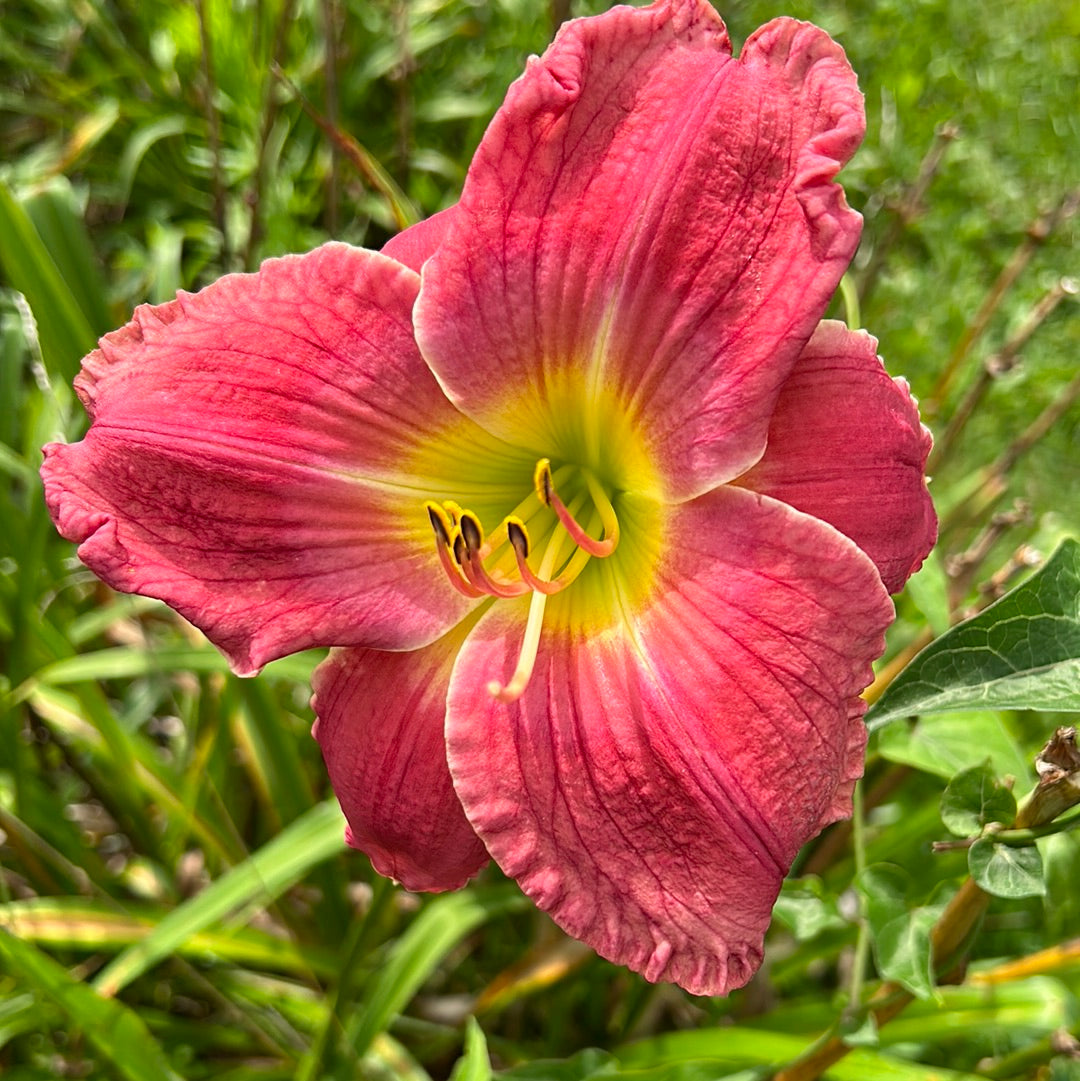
[427, 504, 450, 546]
[459, 512, 484, 553]
[452, 534, 469, 567]
[507, 519, 530, 557]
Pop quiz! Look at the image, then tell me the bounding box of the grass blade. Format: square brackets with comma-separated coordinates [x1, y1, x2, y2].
[0, 929, 179, 1081]
[346, 884, 527, 1059]
[0, 179, 97, 381]
[91, 799, 346, 997]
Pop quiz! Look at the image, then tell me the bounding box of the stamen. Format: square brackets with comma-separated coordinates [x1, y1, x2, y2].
[426, 502, 484, 598]
[488, 521, 567, 702]
[534, 459, 619, 557]
[457, 511, 530, 599]
[508, 516, 590, 595]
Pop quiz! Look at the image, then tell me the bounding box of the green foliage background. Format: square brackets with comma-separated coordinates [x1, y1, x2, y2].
[1, 0, 1078, 1078]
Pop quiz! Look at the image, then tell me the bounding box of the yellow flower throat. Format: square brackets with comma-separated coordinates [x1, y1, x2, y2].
[424, 458, 621, 702]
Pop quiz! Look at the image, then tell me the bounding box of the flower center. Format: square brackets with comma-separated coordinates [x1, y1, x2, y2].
[424, 458, 620, 703]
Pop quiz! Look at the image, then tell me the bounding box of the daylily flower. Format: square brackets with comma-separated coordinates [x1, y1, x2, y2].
[42, 0, 935, 995]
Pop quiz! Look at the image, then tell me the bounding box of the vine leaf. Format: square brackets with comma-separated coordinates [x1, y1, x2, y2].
[867, 538, 1080, 731]
[968, 838, 1046, 898]
[940, 761, 1017, 837]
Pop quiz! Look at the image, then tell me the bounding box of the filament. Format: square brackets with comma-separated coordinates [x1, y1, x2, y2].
[535, 459, 618, 557]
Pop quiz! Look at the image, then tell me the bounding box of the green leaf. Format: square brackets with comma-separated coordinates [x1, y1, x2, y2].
[0, 179, 98, 381]
[876, 710, 1032, 783]
[856, 866, 943, 1001]
[91, 799, 347, 997]
[617, 1026, 990, 1080]
[940, 762, 1018, 837]
[902, 551, 951, 638]
[0, 992, 46, 1049]
[449, 1018, 493, 1081]
[117, 115, 189, 207]
[20, 644, 322, 691]
[0, 897, 338, 978]
[872, 907, 941, 1001]
[0, 930, 179, 1081]
[497, 1049, 617, 1080]
[772, 876, 847, 941]
[838, 1013, 880, 1049]
[856, 864, 909, 929]
[968, 837, 1046, 898]
[22, 178, 113, 337]
[346, 885, 528, 1059]
[867, 539, 1080, 730]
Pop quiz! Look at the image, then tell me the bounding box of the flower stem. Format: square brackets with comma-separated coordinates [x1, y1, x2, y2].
[838, 273, 860, 330]
[926, 186, 1080, 413]
[845, 782, 870, 1012]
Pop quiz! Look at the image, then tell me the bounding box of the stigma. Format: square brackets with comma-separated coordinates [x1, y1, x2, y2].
[424, 459, 620, 701]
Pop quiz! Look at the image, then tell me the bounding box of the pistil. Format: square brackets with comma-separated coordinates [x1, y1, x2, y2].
[487, 522, 567, 702]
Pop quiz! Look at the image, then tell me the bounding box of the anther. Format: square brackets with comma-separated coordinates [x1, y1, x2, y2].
[506, 517, 530, 558]
[508, 516, 569, 596]
[426, 503, 451, 546]
[535, 458, 554, 506]
[452, 533, 469, 567]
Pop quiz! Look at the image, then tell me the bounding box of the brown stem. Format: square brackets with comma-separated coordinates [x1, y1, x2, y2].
[943, 365, 1080, 535]
[944, 502, 1032, 611]
[970, 937, 1080, 986]
[992, 365, 1080, 478]
[272, 64, 418, 230]
[321, 0, 341, 236]
[857, 123, 959, 307]
[926, 187, 1080, 413]
[928, 277, 1076, 474]
[245, 0, 299, 269]
[975, 543, 1042, 603]
[195, 0, 230, 268]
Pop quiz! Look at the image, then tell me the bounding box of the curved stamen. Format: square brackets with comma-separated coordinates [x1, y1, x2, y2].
[534, 458, 619, 557]
[426, 502, 484, 598]
[507, 517, 591, 595]
[457, 511, 530, 598]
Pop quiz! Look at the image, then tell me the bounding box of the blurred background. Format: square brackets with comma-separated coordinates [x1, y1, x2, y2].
[1, 1, 1078, 1078]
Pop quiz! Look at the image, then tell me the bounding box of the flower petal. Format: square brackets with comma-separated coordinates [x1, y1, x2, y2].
[41, 243, 499, 674]
[446, 486, 892, 995]
[736, 320, 937, 593]
[381, 206, 459, 272]
[416, 0, 864, 500]
[312, 634, 489, 891]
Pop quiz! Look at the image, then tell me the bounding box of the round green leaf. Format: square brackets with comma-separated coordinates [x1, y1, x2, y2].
[968, 838, 1047, 898]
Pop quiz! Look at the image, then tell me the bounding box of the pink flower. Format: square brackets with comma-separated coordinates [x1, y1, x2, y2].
[41, 0, 935, 995]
